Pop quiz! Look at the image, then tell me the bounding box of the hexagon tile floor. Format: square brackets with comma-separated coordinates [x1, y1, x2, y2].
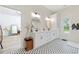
[1, 39, 79, 54]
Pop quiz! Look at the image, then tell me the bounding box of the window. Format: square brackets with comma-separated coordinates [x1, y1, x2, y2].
[64, 17, 70, 33]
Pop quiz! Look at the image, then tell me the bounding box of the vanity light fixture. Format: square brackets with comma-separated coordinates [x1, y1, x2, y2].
[31, 12, 40, 19]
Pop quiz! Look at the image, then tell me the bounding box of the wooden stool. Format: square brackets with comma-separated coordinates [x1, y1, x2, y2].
[24, 37, 33, 51]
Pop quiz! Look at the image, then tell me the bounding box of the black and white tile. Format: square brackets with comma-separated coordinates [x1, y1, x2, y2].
[2, 39, 79, 54]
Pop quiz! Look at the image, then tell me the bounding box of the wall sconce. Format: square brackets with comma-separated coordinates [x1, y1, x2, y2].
[45, 16, 55, 22]
[45, 16, 55, 31]
[45, 17, 51, 30]
[45, 17, 50, 21]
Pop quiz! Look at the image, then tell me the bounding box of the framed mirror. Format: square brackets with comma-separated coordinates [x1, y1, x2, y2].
[31, 12, 41, 32]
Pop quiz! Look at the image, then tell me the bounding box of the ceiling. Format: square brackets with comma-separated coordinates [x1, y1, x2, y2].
[0, 6, 21, 16]
[43, 5, 70, 12]
[1, 5, 70, 14]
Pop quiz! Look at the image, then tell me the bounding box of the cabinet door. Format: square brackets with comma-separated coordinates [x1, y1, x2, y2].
[33, 31, 58, 49]
[34, 33, 41, 49]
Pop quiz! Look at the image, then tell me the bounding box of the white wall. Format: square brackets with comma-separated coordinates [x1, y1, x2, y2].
[2, 5, 52, 48]
[58, 6, 79, 43]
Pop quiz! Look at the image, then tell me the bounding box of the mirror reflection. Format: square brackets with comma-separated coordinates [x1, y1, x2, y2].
[0, 6, 21, 36]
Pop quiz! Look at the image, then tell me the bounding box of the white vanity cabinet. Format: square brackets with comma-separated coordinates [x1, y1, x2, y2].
[30, 13, 58, 49]
[33, 30, 59, 49]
